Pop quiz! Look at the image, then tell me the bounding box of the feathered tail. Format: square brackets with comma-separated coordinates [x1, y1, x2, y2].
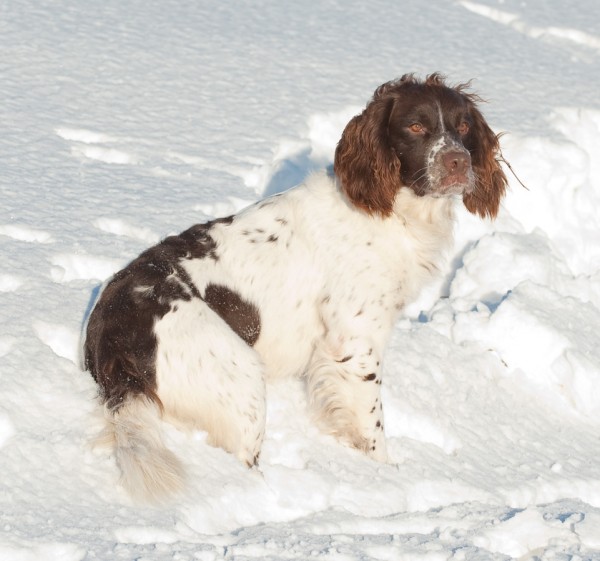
[98, 397, 185, 503]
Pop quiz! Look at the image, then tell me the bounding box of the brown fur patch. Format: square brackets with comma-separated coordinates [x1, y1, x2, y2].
[203, 283, 261, 346]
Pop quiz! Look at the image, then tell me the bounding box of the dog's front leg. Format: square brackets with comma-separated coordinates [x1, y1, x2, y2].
[307, 335, 388, 462]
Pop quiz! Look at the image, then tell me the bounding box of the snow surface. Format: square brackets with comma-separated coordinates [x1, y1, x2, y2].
[2, 0, 600, 559]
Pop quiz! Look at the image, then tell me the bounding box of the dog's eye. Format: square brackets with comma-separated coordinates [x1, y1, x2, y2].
[409, 123, 425, 133]
[457, 121, 470, 135]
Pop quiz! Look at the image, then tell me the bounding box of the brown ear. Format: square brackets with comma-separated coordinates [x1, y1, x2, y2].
[462, 104, 508, 219]
[334, 95, 401, 216]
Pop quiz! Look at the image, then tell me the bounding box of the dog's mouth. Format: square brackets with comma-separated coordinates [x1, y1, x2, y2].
[439, 172, 474, 195]
[409, 170, 475, 198]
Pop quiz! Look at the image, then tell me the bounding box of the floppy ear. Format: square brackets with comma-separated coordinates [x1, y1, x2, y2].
[334, 95, 401, 216]
[462, 103, 508, 219]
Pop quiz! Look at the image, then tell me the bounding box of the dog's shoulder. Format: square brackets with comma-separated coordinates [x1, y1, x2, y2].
[208, 171, 343, 247]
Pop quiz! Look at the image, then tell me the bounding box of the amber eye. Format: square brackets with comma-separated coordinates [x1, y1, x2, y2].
[409, 123, 424, 133]
[457, 121, 470, 135]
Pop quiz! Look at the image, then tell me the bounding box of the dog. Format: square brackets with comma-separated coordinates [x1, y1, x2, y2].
[84, 73, 507, 502]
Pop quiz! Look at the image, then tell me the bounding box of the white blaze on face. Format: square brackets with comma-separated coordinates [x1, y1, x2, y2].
[436, 102, 446, 133]
[427, 104, 453, 167]
[427, 135, 447, 168]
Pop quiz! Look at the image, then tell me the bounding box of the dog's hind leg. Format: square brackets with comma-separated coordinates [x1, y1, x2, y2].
[154, 297, 267, 467]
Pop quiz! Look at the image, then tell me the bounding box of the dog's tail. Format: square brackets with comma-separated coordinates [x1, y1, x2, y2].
[98, 397, 185, 503]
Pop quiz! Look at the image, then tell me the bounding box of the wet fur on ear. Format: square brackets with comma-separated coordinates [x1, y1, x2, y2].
[462, 101, 508, 219]
[334, 91, 401, 216]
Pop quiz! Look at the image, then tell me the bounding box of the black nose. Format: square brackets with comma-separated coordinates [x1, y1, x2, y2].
[442, 151, 471, 174]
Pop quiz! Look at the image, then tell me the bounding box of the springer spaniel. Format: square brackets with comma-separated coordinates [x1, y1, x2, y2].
[84, 73, 507, 502]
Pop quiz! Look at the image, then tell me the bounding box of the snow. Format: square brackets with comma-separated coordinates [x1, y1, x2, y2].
[2, 0, 600, 558]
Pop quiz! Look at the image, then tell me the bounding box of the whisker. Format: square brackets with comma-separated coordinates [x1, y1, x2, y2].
[411, 166, 429, 184]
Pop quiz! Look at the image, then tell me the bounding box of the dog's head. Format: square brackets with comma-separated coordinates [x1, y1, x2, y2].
[334, 73, 507, 219]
